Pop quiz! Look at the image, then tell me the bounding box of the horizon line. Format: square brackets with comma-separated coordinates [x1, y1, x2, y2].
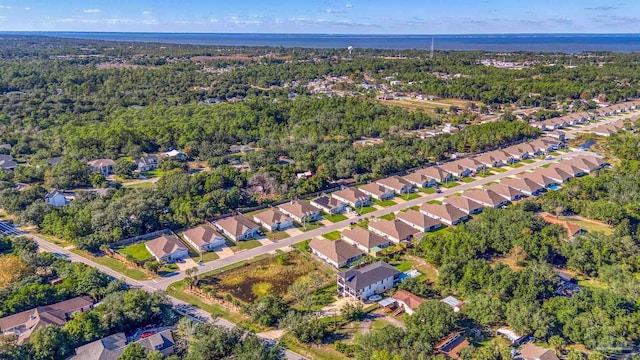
[2, 31, 640, 36]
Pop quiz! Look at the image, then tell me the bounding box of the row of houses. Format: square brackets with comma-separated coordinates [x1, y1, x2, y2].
[531, 100, 640, 131]
[86, 151, 186, 176]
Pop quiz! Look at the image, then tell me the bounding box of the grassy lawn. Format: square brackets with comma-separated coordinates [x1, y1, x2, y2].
[124, 181, 154, 189]
[442, 182, 460, 188]
[118, 242, 153, 262]
[371, 318, 396, 331]
[322, 231, 342, 241]
[509, 163, 525, 168]
[322, 212, 348, 223]
[357, 206, 377, 215]
[373, 198, 397, 207]
[293, 239, 311, 254]
[233, 239, 262, 251]
[408, 205, 420, 211]
[378, 213, 396, 221]
[266, 230, 290, 241]
[460, 177, 476, 183]
[392, 260, 413, 272]
[296, 221, 324, 232]
[141, 169, 163, 178]
[71, 249, 152, 280]
[492, 167, 507, 173]
[419, 187, 437, 194]
[541, 163, 553, 168]
[522, 159, 536, 164]
[427, 200, 443, 205]
[280, 335, 348, 360]
[400, 193, 421, 200]
[166, 278, 248, 324]
[550, 151, 562, 156]
[159, 263, 179, 276]
[199, 251, 220, 262]
[477, 170, 494, 178]
[558, 217, 614, 234]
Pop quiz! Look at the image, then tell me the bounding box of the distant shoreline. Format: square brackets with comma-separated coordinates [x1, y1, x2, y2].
[3, 32, 640, 52]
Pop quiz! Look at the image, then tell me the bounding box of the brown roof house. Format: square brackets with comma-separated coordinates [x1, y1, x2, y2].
[337, 261, 401, 300]
[420, 203, 470, 226]
[541, 213, 585, 239]
[309, 238, 364, 268]
[359, 183, 396, 200]
[253, 209, 293, 232]
[278, 200, 321, 223]
[0, 296, 94, 344]
[485, 183, 527, 201]
[501, 177, 546, 196]
[214, 214, 260, 241]
[375, 176, 414, 194]
[310, 195, 348, 214]
[87, 159, 115, 176]
[515, 343, 559, 360]
[435, 332, 470, 360]
[474, 150, 513, 168]
[182, 225, 226, 252]
[403, 170, 438, 188]
[332, 187, 371, 208]
[538, 166, 573, 184]
[443, 195, 484, 215]
[392, 290, 425, 315]
[440, 161, 473, 178]
[396, 210, 442, 233]
[145, 234, 189, 263]
[461, 189, 510, 208]
[368, 219, 418, 243]
[565, 156, 606, 173]
[417, 166, 455, 183]
[341, 227, 392, 254]
[524, 171, 558, 188]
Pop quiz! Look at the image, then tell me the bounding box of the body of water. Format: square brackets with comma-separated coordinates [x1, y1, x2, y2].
[5, 32, 640, 53]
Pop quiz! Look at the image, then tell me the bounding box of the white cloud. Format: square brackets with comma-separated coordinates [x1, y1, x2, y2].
[84, 9, 101, 13]
[142, 11, 151, 15]
[0, 5, 12, 9]
[24, 7, 31, 10]
[345, 3, 353, 8]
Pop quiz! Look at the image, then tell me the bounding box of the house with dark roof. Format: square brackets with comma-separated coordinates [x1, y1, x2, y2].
[253, 209, 293, 232]
[0, 296, 94, 344]
[0, 155, 17, 171]
[87, 159, 115, 175]
[310, 195, 347, 214]
[309, 238, 364, 268]
[45, 189, 74, 207]
[278, 200, 321, 223]
[71, 329, 175, 360]
[332, 187, 371, 208]
[359, 183, 395, 200]
[135, 155, 159, 172]
[435, 332, 470, 360]
[420, 203, 470, 226]
[368, 219, 418, 243]
[443, 196, 484, 215]
[47, 156, 64, 168]
[396, 210, 442, 233]
[181, 225, 226, 252]
[337, 261, 402, 300]
[145, 234, 189, 263]
[341, 227, 392, 254]
[214, 215, 261, 241]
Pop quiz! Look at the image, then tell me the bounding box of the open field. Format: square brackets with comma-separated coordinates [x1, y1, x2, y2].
[558, 216, 614, 234]
[379, 98, 482, 115]
[71, 249, 152, 280]
[118, 242, 153, 262]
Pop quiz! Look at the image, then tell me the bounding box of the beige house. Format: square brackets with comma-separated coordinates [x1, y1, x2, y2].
[419, 203, 470, 226]
[145, 234, 189, 263]
[368, 219, 418, 243]
[396, 210, 442, 233]
[278, 200, 321, 223]
[443, 195, 484, 215]
[332, 187, 371, 208]
[375, 176, 414, 194]
[182, 225, 226, 252]
[461, 189, 510, 208]
[360, 183, 395, 200]
[214, 214, 261, 241]
[253, 209, 293, 232]
[485, 183, 527, 201]
[309, 238, 364, 268]
[341, 227, 392, 253]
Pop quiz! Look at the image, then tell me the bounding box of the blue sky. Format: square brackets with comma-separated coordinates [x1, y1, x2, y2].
[0, 0, 638, 34]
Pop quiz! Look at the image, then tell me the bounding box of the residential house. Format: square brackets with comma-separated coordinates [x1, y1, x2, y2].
[135, 155, 158, 172]
[359, 183, 396, 200]
[145, 234, 189, 263]
[454, 157, 486, 173]
[278, 200, 321, 223]
[515, 343, 559, 360]
[529, 138, 560, 153]
[501, 177, 546, 196]
[461, 189, 510, 208]
[474, 150, 511, 168]
[253, 209, 293, 232]
[162, 149, 187, 160]
[420, 203, 470, 226]
[0, 155, 17, 171]
[87, 159, 115, 175]
[309, 238, 364, 268]
[332, 187, 372, 208]
[539, 166, 573, 183]
[368, 219, 418, 243]
[310, 196, 347, 214]
[337, 261, 402, 300]
[591, 123, 620, 137]
[524, 171, 558, 188]
[485, 183, 527, 201]
[541, 213, 585, 239]
[439, 161, 472, 178]
[435, 332, 470, 360]
[396, 210, 442, 233]
[182, 225, 226, 252]
[496, 327, 526, 345]
[0, 296, 94, 344]
[47, 156, 63, 168]
[214, 215, 261, 241]
[229, 144, 252, 153]
[502, 144, 532, 160]
[375, 176, 414, 194]
[403, 171, 437, 188]
[552, 162, 586, 177]
[392, 290, 425, 315]
[546, 130, 566, 141]
[341, 227, 392, 254]
[443, 195, 484, 215]
[565, 155, 606, 173]
[441, 296, 464, 312]
[71, 329, 176, 360]
[45, 189, 74, 207]
[417, 166, 455, 183]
